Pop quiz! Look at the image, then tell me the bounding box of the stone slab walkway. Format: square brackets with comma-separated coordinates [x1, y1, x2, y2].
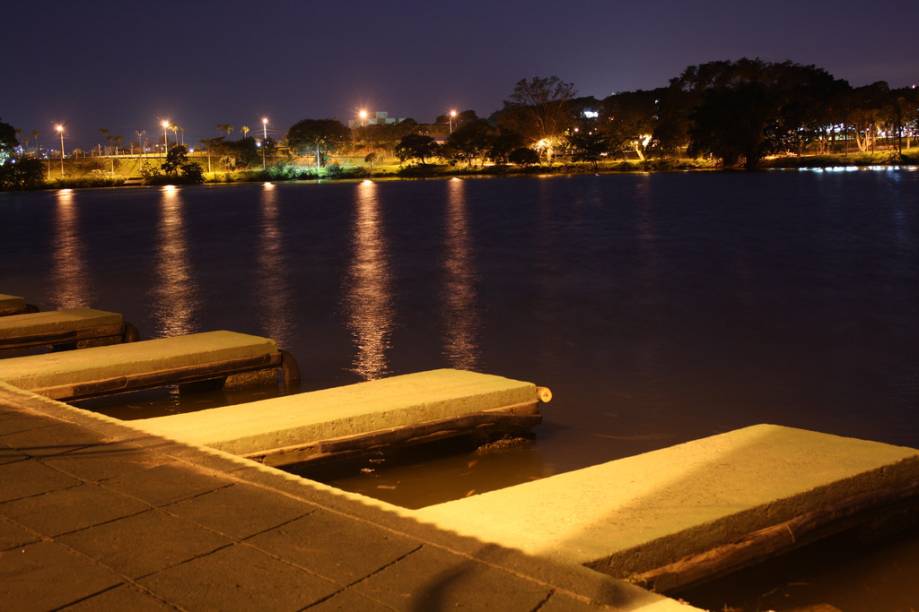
[0, 383, 691, 611]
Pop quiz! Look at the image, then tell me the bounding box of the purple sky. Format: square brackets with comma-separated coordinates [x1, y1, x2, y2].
[5, 0, 918, 148]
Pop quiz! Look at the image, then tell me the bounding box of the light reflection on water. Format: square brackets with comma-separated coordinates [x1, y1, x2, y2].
[346, 180, 393, 379]
[258, 182, 290, 347]
[152, 185, 196, 336]
[51, 188, 90, 308]
[442, 178, 479, 370]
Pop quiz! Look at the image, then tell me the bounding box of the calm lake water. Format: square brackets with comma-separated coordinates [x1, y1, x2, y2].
[2, 170, 918, 609]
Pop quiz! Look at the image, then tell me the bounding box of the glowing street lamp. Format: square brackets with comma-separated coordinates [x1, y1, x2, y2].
[358, 109, 368, 127]
[54, 124, 65, 178]
[261, 117, 269, 169]
[449, 109, 457, 134]
[160, 120, 170, 153]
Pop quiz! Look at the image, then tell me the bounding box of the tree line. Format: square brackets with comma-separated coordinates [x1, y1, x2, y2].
[286, 58, 919, 171]
[2, 57, 917, 189]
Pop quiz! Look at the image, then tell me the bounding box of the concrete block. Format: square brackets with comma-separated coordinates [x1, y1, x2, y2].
[417, 425, 919, 584]
[135, 368, 539, 455]
[0, 330, 278, 393]
[0, 293, 26, 316]
[0, 308, 122, 341]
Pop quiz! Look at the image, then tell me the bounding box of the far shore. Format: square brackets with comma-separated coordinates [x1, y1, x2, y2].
[16, 148, 919, 192]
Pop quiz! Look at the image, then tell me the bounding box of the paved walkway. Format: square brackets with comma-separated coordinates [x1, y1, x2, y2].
[0, 383, 687, 611]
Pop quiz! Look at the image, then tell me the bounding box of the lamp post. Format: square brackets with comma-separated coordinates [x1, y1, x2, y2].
[54, 124, 65, 178]
[261, 117, 268, 169]
[160, 120, 170, 154]
[449, 109, 457, 134]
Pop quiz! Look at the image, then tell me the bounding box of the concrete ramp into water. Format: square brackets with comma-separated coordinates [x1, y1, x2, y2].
[134, 369, 547, 464]
[416, 424, 919, 592]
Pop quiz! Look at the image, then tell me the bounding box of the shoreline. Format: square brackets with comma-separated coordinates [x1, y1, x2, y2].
[7, 150, 918, 193]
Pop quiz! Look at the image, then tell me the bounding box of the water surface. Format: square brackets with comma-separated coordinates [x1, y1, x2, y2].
[3, 170, 918, 609]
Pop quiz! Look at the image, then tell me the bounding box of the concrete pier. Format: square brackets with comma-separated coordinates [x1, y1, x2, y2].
[0, 308, 128, 351]
[0, 382, 691, 610]
[0, 294, 27, 316]
[134, 369, 545, 463]
[0, 330, 286, 400]
[416, 424, 919, 592]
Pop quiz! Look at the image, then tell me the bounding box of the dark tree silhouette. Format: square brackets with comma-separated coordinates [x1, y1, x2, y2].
[394, 133, 438, 165]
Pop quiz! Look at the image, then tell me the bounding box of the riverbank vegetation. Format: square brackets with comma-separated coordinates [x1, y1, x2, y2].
[2, 58, 917, 190]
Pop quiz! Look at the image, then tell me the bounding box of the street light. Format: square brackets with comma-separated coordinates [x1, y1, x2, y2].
[160, 120, 170, 154]
[449, 109, 457, 134]
[54, 124, 66, 178]
[358, 109, 368, 127]
[261, 117, 269, 169]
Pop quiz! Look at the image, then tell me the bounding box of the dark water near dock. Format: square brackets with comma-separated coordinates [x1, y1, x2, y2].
[2, 170, 918, 609]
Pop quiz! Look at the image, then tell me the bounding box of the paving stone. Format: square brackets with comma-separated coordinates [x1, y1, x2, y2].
[101, 462, 231, 506]
[247, 509, 420, 584]
[0, 483, 149, 536]
[539, 591, 602, 611]
[60, 584, 176, 611]
[140, 543, 338, 611]
[0, 446, 28, 465]
[0, 412, 53, 436]
[0, 541, 122, 610]
[354, 545, 552, 611]
[44, 443, 166, 482]
[0, 514, 41, 551]
[165, 483, 313, 539]
[0, 423, 102, 457]
[307, 589, 395, 611]
[60, 509, 230, 579]
[0, 459, 81, 502]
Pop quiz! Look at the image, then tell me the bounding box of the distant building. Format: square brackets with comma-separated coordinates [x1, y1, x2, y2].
[348, 111, 406, 128]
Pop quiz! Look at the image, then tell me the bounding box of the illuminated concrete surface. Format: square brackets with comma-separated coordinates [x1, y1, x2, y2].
[417, 424, 919, 581]
[0, 330, 276, 393]
[134, 369, 539, 455]
[0, 383, 694, 610]
[0, 308, 122, 342]
[0, 294, 26, 316]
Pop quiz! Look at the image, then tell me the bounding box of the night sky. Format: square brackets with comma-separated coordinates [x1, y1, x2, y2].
[5, 0, 918, 148]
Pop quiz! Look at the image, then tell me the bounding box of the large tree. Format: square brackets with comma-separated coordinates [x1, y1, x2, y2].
[394, 133, 438, 165]
[601, 90, 661, 160]
[680, 59, 841, 168]
[688, 83, 780, 169]
[568, 129, 610, 169]
[498, 76, 577, 141]
[287, 119, 350, 168]
[444, 119, 497, 166]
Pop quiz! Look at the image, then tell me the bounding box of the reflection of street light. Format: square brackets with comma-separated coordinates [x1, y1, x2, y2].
[449, 109, 457, 134]
[160, 120, 170, 153]
[261, 117, 269, 169]
[358, 109, 368, 127]
[55, 124, 65, 178]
